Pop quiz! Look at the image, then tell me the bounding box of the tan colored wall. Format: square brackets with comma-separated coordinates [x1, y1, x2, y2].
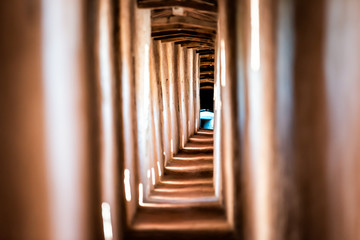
[0, 1, 50, 239]
[167, 43, 181, 156]
[0, 0, 105, 239]
[187, 49, 195, 136]
[159, 42, 172, 165]
[96, 0, 122, 238]
[134, 6, 153, 197]
[119, 0, 139, 226]
[42, 0, 104, 238]
[324, 1, 360, 238]
[150, 40, 165, 186]
[178, 47, 189, 147]
[194, 52, 201, 132]
[219, 0, 360, 240]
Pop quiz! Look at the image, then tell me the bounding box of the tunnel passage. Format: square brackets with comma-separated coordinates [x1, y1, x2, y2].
[199, 48, 215, 112]
[4, 0, 360, 239]
[119, 1, 232, 239]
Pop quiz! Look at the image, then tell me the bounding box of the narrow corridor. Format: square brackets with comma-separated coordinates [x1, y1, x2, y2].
[129, 129, 233, 239]
[2, 0, 360, 240]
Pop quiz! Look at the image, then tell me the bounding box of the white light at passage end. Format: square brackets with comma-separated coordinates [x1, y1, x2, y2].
[251, 0, 261, 71]
[157, 161, 162, 176]
[138, 183, 144, 206]
[101, 202, 113, 240]
[151, 167, 155, 185]
[124, 169, 131, 202]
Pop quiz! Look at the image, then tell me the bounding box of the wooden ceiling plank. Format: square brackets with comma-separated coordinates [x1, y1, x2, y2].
[138, 0, 217, 13]
[197, 49, 214, 54]
[200, 61, 214, 65]
[152, 30, 215, 39]
[200, 86, 214, 90]
[152, 16, 217, 30]
[155, 36, 214, 44]
[200, 79, 214, 83]
[179, 42, 214, 48]
[200, 58, 214, 62]
[200, 70, 214, 75]
[152, 25, 216, 35]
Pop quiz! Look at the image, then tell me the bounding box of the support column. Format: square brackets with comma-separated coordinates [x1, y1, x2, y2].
[160, 43, 172, 163]
[134, 7, 152, 195]
[120, 0, 139, 225]
[167, 43, 180, 155]
[150, 40, 164, 185]
[178, 46, 189, 148]
[187, 49, 195, 136]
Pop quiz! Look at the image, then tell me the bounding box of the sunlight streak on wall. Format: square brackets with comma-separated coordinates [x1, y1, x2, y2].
[157, 161, 162, 176]
[171, 139, 173, 154]
[101, 202, 113, 240]
[124, 169, 131, 202]
[151, 167, 155, 185]
[138, 183, 144, 206]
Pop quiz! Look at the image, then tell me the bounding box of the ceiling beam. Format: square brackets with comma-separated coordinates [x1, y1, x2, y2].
[186, 11, 217, 22]
[197, 49, 214, 54]
[200, 70, 214, 75]
[200, 79, 214, 84]
[199, 54, 214, 58]
[138, 0, 217, 14]
[200, 67, 214, 73]
[152, 25, 216, 35]
[200, 57, 214, 62]
[176, 41, 214, 48]
[151, 9, 173, 18]
[200, 61, 214, 66]
[155, 36, 214, 44]
[152, 16, 217, 30]
[200, 86, 214, 90]
[152, 30, 215, 39]
[201, 76, 214, 80]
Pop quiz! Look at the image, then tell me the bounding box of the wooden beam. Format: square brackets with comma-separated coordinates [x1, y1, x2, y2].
[200, 79, 214, 84]
[201, 76, 214, 80]
[200, 61, 214, 66]
[177, 41, 214, 48]
[151, 8, 218, 20]
[197, 49, 214, 54]
[200, 57, 214, 62]
[200, 68, 214, 73]
[200, 66, 214, 68]
[186, 11, 217, 22]
[199, 54, 214, 58]
[152, 16, 217, 30]
[155, 36, 214, 44]
[151, 9, 173, 18]
[152, 25, 216, 35]
[200, 86, 214, 90]
[200, 70, 214, 75]
[138, 0, 217, 14]
[189, 46, 213, 50]
[152, 30, 215, 39]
